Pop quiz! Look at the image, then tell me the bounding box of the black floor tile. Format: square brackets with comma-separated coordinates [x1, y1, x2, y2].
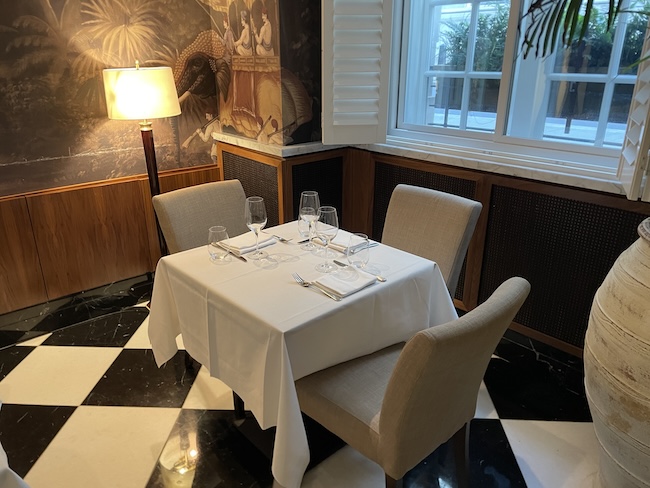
[0, 404, 76, 477]
[405, 419, 526, 488]
[146, 409, 273, 488]
[43, 308, 149, 347]
[82, 349, 200, 408]
[0, 331, 45, 350]
[483, 341, 591, 421]
[0, 346, 34, 380]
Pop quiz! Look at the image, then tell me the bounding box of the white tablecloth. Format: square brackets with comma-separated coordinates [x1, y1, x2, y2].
[148, 222, 457, 488]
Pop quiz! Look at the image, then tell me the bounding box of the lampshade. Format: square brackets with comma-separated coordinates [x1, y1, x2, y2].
[103, 66, 181, 121]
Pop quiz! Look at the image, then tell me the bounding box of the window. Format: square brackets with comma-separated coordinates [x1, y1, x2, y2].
[386, 0, 650, 193]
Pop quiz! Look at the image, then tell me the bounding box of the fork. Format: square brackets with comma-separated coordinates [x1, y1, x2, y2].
[292, 273, 341, 301]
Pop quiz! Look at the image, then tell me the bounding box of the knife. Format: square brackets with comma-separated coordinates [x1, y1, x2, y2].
[348, 242, 379, 254]
[215, 242, 248, 262]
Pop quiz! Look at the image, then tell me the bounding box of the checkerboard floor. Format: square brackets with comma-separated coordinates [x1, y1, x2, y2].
[0, 294, 599, 487]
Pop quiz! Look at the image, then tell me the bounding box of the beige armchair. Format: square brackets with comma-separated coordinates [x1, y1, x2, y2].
[296, 277, 531, 488]
[152, 179, 248, 254]
[382, 184, 482, 295]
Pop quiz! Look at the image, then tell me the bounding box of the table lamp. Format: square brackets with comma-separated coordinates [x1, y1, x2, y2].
[103, 61, 181, 256]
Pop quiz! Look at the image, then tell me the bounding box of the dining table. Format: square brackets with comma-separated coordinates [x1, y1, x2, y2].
[148, 221, 458, 488]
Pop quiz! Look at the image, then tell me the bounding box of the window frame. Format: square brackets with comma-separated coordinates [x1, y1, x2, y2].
[385, 0, 646, 191]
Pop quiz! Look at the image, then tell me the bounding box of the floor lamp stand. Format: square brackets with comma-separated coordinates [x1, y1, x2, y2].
[140, 121, 169, 257]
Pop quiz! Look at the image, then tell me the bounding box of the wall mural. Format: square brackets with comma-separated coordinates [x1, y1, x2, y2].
[0, 0, 320, 197]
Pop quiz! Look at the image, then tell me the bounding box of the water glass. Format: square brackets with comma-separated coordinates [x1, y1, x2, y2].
[208, 226, 229, 262]
[299, 191, 320, 251]
[347, 233, 370, 269]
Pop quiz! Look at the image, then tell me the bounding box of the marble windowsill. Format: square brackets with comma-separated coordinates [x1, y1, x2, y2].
[213, 131, 627, 196]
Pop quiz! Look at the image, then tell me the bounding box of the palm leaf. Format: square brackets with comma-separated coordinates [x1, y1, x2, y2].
[521, 0, 623, 58]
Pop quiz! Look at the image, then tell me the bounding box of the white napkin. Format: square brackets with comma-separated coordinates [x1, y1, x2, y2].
[325, 235, 376, 254]
[316, 268, 377, 297]
[221, 232, 275, 255]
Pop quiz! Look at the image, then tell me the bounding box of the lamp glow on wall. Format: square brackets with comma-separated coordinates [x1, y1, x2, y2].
[103, 62, 181, 256]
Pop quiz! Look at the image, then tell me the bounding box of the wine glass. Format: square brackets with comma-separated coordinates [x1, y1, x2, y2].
[245, 196, 268, 260]
[208, 226, 230, 262]
[347, 233, 370, 269]
[314, 206, 339, 273]
[299, 191, 320, 251]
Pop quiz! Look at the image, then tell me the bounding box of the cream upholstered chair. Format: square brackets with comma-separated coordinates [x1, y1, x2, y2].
[381, 184, 482, 296]
[296, 277, 531, 488]
[152, 179, 248, 254]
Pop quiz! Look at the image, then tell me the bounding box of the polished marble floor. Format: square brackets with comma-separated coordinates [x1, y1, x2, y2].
[0, 276, 599, 487]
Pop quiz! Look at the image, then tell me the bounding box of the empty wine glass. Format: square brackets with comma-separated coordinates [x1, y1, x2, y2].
[245, 196, 268, 260]
[315, 206, 339, 273]
[299, 191, 320, 251]
[208, 226, 230, 263]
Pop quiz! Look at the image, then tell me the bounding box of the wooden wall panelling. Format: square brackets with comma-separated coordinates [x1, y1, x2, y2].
[27, 180, 153, 300]
[343, 148, 375, 234]
[0, 197, 48, 314]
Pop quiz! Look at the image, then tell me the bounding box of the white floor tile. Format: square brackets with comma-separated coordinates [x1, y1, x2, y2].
[0, 346, 121, 406]
[501, 420, 600, 488]
[475, 381, 498, 419]
[301, 445, 384, 488]
[182, 366, 234, 410]
[24, 405, 180, 488]
[124, 317, 185, 350]
[17, 334, 51, 347]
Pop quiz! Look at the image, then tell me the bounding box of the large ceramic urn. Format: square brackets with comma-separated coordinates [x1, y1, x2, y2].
[584, 217, 650, 487]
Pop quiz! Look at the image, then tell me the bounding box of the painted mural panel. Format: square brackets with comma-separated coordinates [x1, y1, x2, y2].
[0, 0, 321, 197]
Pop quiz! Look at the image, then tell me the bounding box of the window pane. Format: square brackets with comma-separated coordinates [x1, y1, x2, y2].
[429, 78, 464, 128]
[473, 2, 509, 72]
[604, 84, 635, 146]
[619, 8, 647, 75]
[544, 81, 604, 143]
[437, 5, 471, 71]
[467, 79, 500, 131]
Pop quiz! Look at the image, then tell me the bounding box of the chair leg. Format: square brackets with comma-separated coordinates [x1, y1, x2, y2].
[385, 474, 404, 488]
[452, 422, 470, 488]
[233, 392, 246, 420]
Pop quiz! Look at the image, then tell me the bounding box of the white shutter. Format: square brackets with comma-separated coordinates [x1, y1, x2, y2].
[617, 20, 650, 202]
[321, 0, 393, 144]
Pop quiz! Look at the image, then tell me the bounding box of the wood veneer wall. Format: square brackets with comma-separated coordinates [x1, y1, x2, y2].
[0, 165, 219, 315]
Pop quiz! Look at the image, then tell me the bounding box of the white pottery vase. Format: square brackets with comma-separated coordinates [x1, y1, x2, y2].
[584, 217, 650, 488]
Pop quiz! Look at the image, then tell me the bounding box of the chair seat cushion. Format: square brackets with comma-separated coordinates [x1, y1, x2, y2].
[295, 343, 404, 462]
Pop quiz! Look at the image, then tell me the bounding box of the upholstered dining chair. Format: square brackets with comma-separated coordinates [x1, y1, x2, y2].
[152, 179, 249, 254]
[381, 184, 482, 296]
[296, 277, 531, 488]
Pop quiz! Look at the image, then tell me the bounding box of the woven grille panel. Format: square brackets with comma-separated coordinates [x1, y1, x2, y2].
[222, 152, 280, 227]
[373, 163, 477, 300]
[480, 185, 649, 348]
[291, 158, 344, 221]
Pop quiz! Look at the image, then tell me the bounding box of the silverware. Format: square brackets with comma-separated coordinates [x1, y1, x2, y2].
[333, 260, 387, 282]
[297, 238, 310, 244]
[215, 242, 247, 262]
[292, 273, 341, 301]
[263, 232, 293, 243]
[348, 242, 379, 254]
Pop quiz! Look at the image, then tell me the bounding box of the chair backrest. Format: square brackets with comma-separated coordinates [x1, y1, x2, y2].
[381, 184, 482, 295]
[378, 277, 530, 478]
[152, 179, 248, 254]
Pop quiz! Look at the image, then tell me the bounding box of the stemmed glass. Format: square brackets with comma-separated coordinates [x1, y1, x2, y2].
[245, 196, 268, 260]
[299, 191, 320, 251]
[314, 206, 339, 273]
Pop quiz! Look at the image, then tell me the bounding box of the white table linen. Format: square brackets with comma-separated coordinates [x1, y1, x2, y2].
[148, 222, 457, 488]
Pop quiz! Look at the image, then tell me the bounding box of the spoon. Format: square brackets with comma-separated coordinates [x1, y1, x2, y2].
[333, 260, 387, 282]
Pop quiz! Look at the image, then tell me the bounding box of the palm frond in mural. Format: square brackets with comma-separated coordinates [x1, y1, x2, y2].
[81, 0, 171, 67]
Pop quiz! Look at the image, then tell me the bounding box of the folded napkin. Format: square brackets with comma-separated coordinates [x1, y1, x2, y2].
[315, 268, 377, 297]
[221, 232, 275, 255]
